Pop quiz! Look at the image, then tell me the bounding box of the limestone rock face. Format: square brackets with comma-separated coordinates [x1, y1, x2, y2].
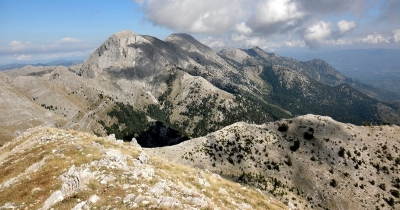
[80, 31, 144, 78]
[79, 30, 194, 79]
[60, 165, 94, 196]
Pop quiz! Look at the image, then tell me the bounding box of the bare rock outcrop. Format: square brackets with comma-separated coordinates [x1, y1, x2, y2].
[146, 114, 400, 210]
[0, 127, 286, 209]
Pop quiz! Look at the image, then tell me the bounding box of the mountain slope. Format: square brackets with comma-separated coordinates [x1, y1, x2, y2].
[146, 114, 400, 210]
[0, 127, 287, 210]
[236, 47, 347, 86]
[0, 66, 119, 143]
[221, 46, 400, 102]
[74, 31, 400, 127]
[1, 30, 399, 144]
[260, 65, 385, 124]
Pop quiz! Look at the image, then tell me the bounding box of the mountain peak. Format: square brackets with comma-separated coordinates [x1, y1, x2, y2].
[252, 46, 264, 51]
[112, 30, 137, 38]
[165, 33, 212, 53]
[165, 33, 196, 42]
[79, 30, 151, 78]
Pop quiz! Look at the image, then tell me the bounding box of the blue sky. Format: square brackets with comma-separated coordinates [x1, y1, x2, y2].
[1, 0, 400, 64]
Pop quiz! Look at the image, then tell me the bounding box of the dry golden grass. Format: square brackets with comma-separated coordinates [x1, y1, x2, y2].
[0, 127, 288, 209]
[0, 127, 103, 208]
[151, 156, 287, 210]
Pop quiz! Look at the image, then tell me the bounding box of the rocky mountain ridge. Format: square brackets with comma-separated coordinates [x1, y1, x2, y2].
[1, 114, 399, 209]
[1, 30, 399, 145]
[0, 60, 83, 71]
[146, 114, 400, 210]
[0, 126, 287, 209]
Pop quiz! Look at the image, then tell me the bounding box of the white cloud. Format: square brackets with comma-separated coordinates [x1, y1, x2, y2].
[234, 22, 253, 35]
[200, 37, 227, 48]
[240, 36, 282, 51]
[12, 54, 32, 61]
[137, 0, 368, 37]
[391, 29, 400, 43]
[9, 41, 32, 51]
[60, 37, 80, 43]
[139, 0, 246, 34]
[337, 20, 357, 35]
[303, 21, 332, 49]
[285, 40, 305, 47]
[50, 37, 81, 48]
[134, 0, 376, 51]
[137, 0, 309, 36]
[231, 33, 248, 42]
[301, 20, 358, 49]
[246, 0, 306, 35]
[359, 32, 390, 44]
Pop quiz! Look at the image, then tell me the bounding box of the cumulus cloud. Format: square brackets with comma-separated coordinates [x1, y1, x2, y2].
[303, 21, 332, 49]
[390, 29, 400, 43]
[246, 0, 306, 35]
[135, 0, 369, 50]
[9, 41, 32, 51]
[230, 33, 285, 51]
[234, 22, 253, 35]
[50, 37, 81, 48]
[200, 37, 227, 48]
[136, 0, 365, 37]
[60, 37, 80, 43]
[301, 19, 359, 49]
[285, 40, 305, 47]
[359, 32, 390, 44]
[337, 20, 357, 35]
[138, 0, 246, 34]
[231, 33, 248, 42]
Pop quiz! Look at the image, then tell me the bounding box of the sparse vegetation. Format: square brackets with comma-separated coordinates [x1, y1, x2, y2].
[329, 179, 337, 188]
[303, 128, 314, 140]
[0, 127, 287, 210]
[278, 123, 289, 132]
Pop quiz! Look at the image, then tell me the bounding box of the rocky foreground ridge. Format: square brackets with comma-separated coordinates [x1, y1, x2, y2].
[146, 114, 400, 210]
[0, 126, 286, 210]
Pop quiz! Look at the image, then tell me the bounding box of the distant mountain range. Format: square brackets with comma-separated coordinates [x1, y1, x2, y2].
[283, 49, 400, 95]
[0, 60, 83, 71]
